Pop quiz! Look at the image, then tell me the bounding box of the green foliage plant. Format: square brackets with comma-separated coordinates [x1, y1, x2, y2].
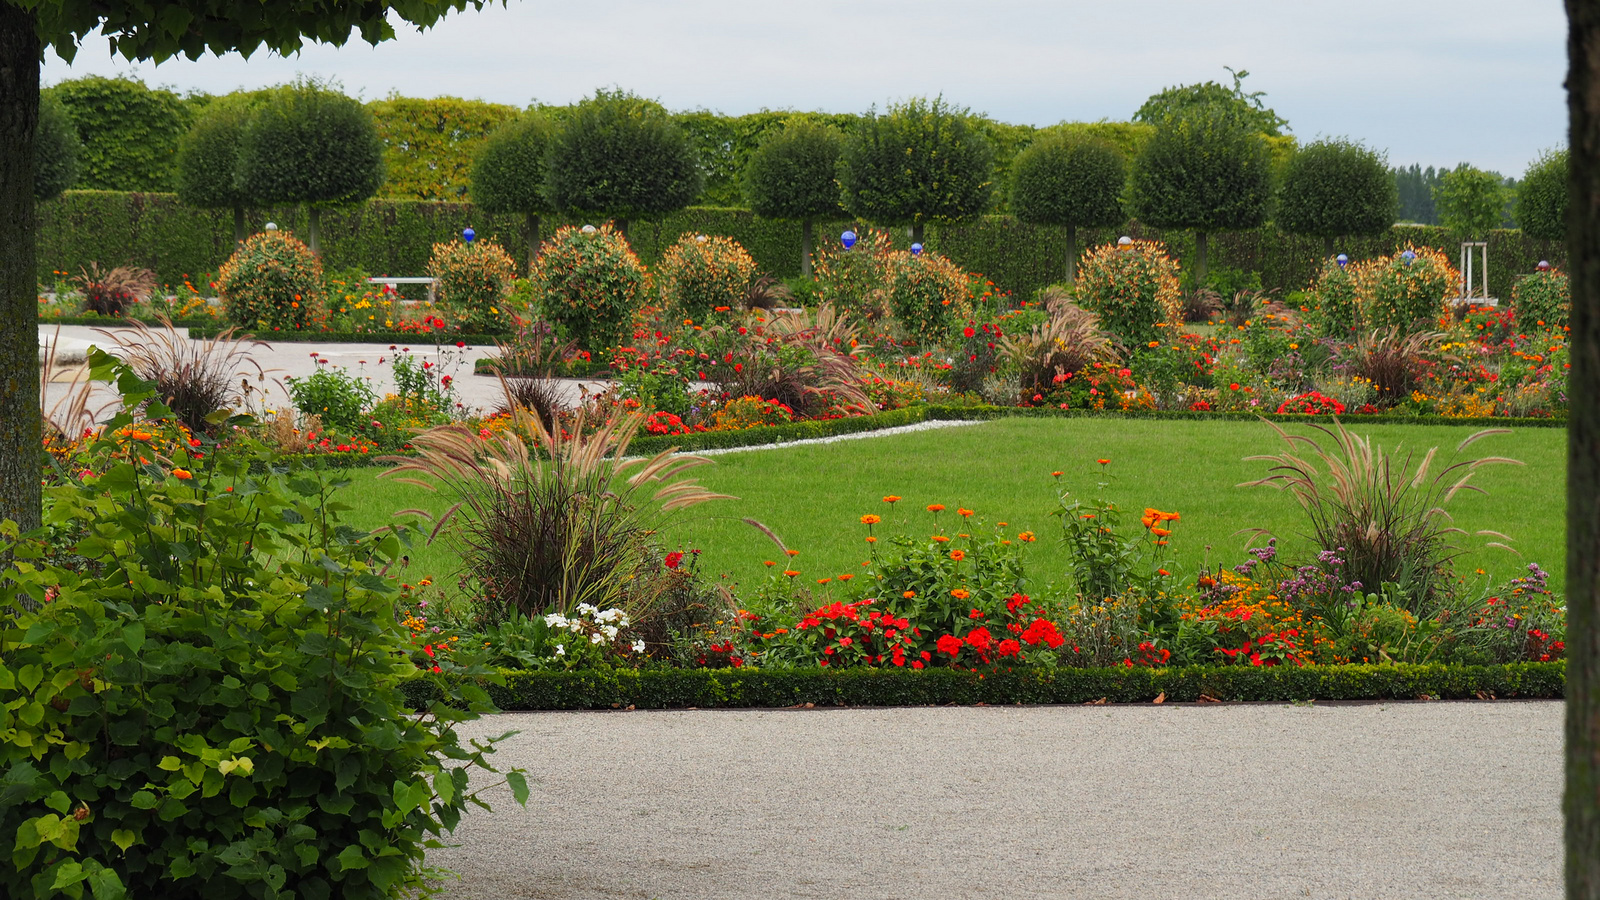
[656, 234, 756, 321]
[884, 250, 970, 345]
[426, 237, 517, 333]
[1073, 238, 1182, 347]
[44, 75, 190, 192]
[1050, 462, 1181, 602]
[529, 224, 646, 353]
[368, 95, 518, 202]
[236, 79, 385, 252]
[1512, 267, 1571, 330]
[1008, 131, 1126, 284]
[838, 96, 995, 244]
[1354, 244, 1456, 330]
[811, 226, 897, 321]
[1433, 163, 1508, 240]
[741, 119, 845, 277]
[176, 94, 258, 244]
[1278, 139, 1399, 258]
[1132, 67, 1289, 137]
[217, 229, 324, 332]
[1515, 148, 1569, 243]
[287, 363, 378, 434]
[1312, 258, 1362, 337]
[0, 352, 526, 900]
[1128, 109, 1272, 285]
[33, 92, 80, 202]
[469, 111, 559, 268]
[544, 89, 703, 239]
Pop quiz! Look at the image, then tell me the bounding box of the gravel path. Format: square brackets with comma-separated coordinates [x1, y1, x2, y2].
[432, 701, 1562, 900]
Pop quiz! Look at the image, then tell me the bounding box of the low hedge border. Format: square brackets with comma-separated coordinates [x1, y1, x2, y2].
[187, 327, 509, 346]
[627, 407, 929, 456]
[401, 661, 1565, 710]
[41, 315, 216, 328]
[920, 404, 1571, 430]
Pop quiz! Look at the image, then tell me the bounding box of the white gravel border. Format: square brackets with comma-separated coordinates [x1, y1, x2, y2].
[685, 418, 982, 456]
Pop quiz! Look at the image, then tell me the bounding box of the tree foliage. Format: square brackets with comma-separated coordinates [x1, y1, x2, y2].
[369, 95, 518, 200]
[175, 93, 256, 211]
[1129, 110, 1273, 234]
[838, 96, 995, 236]
[1277, 138, 1398, 242]
[236, 79, 384, 208]
[1132, 67, 1289, 137]
[1434, 163, 1509, 239]
[545, 89, 702, 227]
[44, 74, 190, 191]
[32, 91, 78, 201]
[743, 118, 845, 221]
[1009, 131, 1125, 230]
[1515, 147, 1569, 242]
[470, 111, 558, 217]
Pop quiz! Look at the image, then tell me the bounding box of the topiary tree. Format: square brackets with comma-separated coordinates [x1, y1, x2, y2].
[838, 96, 995, 245]
[530, 224, 647, 352]
[175, 93, 257, 245]
[470, 111, 559, 269]
[1278, 138, 1399, 258]
[1515, 147, 1569, 243]
[32, 91, 78, 201]
[1434, 163, 1509, 240]
[656, 234, 757, 321]
[370, 95, 519, 200]
[1133, 67, 1289, 137]
[43, 74, 190, 191]
[1075, 238, 1183, 347]
[1008, 131, 1125, 284]
[217, 228, 325, 332]
[1128, 109, 1272, 286]
[742, 118, 844, 277]
[427, 237, 517, 333]
[236, 78, 385, 253]
[545, 89, 702, 241]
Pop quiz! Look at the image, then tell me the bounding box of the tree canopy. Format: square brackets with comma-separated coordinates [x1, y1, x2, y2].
[1515, 147, 1569, 243]
[32, 90, 78, 201]
[838, 96, 994, 243]
[1133, 67, 1289, 137]
[545, 88, 703, 235]
[1434, 163, 1509, 239]
[1277, 138, 1399, 253]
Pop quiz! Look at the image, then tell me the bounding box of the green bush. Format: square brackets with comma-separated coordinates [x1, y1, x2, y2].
[1434, 164, 1509, 239]
[217, 229, 324, 332]
[1277, 138, 1398, 256]
[1312, 258, 1361, 336]
[469, 111, 560, 267]
[885, 250, 970, 344]
[0, 356, 524, 900]
[287, 364, 378, 434]
[811, 227, 897, 321]
[1074, 238, 1183, 346]
[1356, 245, 1456, 330]
[368, 95, 520, 201]
[1008, 131, 1126, 282]
[545, 90, 702, 235]
[1515, 148, 1568, 243]
[46, 75, 191, 192]
[530, 224, 646, 352]
[426, 238, 517, 333]
[656, 234, 757, 320]
[1511, 268, 1570, 330]
[34, 93, 81, 202]
[838, 97, 994, 243]
[176, 95, 258, 241]
[742, 119, 846, 277]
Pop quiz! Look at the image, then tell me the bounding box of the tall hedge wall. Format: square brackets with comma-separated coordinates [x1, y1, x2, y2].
[37, 191, 1565, 302]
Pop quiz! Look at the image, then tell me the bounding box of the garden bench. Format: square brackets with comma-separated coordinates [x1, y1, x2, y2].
[367, 276, 437, 303]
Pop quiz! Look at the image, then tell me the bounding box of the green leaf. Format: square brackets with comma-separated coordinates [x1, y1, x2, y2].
[432, 769, 455, 806]
[335, 845, 368, 871]
[129, 791, 158, 810]
[86, 865, 125, 900]
[122, 622, 145, 654]
[157, 756, 181, 772]
[505, 770, 530, 806]
[19, 664, 42, 693]
[110, 829, 136, 853]
[51, 860, 85, 890]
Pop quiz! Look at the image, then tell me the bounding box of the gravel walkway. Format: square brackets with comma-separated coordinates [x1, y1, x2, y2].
[432, 701, 1562, 899]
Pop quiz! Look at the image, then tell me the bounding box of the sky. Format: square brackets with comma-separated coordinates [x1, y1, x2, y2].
[39, 0, 1567, 176]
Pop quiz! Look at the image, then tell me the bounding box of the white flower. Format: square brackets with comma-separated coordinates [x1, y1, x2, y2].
[544, 613, 568, 629]
[631, 639, 646, 653]
[589, 632, 606, 645]
[576, 602, 598, 617]
[601, 625, 619, 640]
[568, 621, 584, 632]
[553, 644, 566, 657]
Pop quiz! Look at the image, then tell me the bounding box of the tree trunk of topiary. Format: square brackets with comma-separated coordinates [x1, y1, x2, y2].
[307, 205, 321, 253]
[1064, 226, 1078, 286]
[1568, 3, 1600, 895]
[234, 206, 247, 246]
[1323, 234, 1336, 259]
[801, 218, 814, 279]
[526, 211, 542, 271]
[0, 3, 42, 531]
[613, 218, 629, 243]
[911, 222, 925, 246]
[1194, 230, 1209, 288]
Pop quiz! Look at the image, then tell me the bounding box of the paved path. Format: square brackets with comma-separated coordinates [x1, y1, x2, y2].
[432, 702, 1562, 900]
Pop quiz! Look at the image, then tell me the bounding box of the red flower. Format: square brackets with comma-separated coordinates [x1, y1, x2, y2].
[936, 634, 964, 657]
[664, 551, 684, 569]
[997, 639, 1021, 658]
[963, 326, 976, 338]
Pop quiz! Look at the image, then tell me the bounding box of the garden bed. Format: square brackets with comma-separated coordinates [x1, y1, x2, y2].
[402, 661, 1566, 710]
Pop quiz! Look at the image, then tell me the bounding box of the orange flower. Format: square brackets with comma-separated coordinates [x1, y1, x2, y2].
[1051, 471, 1063, 478]
[785, 549, 800, 557]
[817, 578, 831, 585]
[927, 504, 945, 513]
[839, 574, 854, 581]
[951, 588, 971, 600]
[783, 569, 800, 578]
[949, 549, 966, 561]
[903, 590, 917, 599]
[931, 535, 951, 543]
[957, 507, 974, 518]
[172, 468, 192, 480]
[131, 431, 152, 442]
[860, 514, 882, 526]
[1097, 458, 1110, 466]
[866, 536, 878, 543]
[763, 560, 776, 567]
[883, 495, 901, 504]
[1018, 531, 1036, 542]
[1151, 527, 1172, 538]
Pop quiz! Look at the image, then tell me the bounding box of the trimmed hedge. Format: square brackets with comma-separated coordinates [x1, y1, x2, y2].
[189, 326, 508, 346]
[400, 661, 1565, 710]
[627, 407, 927, 456]
[920, 403, 1569, 430]
[40, 191, 1567, 304]
[40, 315, 216, 328]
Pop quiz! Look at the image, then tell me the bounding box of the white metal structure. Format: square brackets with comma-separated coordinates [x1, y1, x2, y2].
[1454, 241, 1496, 307]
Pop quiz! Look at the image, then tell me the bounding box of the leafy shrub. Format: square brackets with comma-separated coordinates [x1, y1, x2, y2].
[812, 227, 896, 321]
[427, 238, 517, 333]
[1276, 138, 1398, 251]
[656, 234, 757, 320]
[885, 250, 970, 344]
[34, 92, 80, 202]
[699, 305, 872, 418]
[1434, 163, 1508, 239]
[1515, 148, 1568, 243]
[468, 111, 558, 264]
[1074, 238, 1182, 346]
[742, 119, 845, 276]
[1511, 268, 1570, 330]
[287, 362, 378, 434]
[1311, 258, 1361, 336]
[0, 355, 524, 900]
[101, 320, 271, 435]
[544, 89, 703, 233]
[1051, 464, 1181, 602]
[838, 96, 994, 242]
[529, 224, 646, 353]
[73, 262, 154, 317]
[1355, 245, 1457, 330]
[217, 229, 324, 332]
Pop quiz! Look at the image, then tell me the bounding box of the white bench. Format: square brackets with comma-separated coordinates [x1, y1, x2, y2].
[367, 276, 436, 303]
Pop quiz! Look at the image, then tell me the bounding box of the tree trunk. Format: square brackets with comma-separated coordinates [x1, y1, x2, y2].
[1064, 226, 1078, 286]
[613, 218, 629, 242]
[233, 206, 247, 246]
[525, 211, 541, 272]
[307, 205, 321, 253]
[1324, 234, 1335, 259]
[1194, 230, 1209, 287]
[911, 222, 925, 246]
[801, 218, 814, 279]
[0, 4, 41, 531]
[1568, 3, 1600, 895]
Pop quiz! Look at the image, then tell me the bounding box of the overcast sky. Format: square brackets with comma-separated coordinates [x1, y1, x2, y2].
[40, 0, 1566, 176]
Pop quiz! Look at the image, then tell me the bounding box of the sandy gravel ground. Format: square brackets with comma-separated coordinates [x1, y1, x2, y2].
[431, 701, 1562, 900]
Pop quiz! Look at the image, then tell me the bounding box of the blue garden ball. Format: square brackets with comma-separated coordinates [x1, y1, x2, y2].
[841, 230, 857, 250]
[910, 243, 923, 256]
[1401, 249, 1416, 265]
[1336, 254, 1348, 268]
[463, 227, 476, 243]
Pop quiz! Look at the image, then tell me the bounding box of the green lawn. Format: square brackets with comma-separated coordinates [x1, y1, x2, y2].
[339, 418, 1567, 605]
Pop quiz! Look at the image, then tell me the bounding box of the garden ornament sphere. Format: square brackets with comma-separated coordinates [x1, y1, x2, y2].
[581, 224, 597, 235]
[695, 234, 708, 243]
[1401, 249, 1416, 265]
[264, 222, 278, 232]
[910, 243, 923, 256]
[1538, 260, 1552, 271]
[463, 227, 475, 243]
[841, 230, 857, 250]
[1117, 236, 1133, 250]
[1336, 254, 1348, 268]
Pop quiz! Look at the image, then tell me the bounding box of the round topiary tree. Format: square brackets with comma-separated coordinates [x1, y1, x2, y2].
[1278, 138, 1399, 259]
[217, 229, 325, 332]
[1128, 110, 1272, 286]
[656, 234, 757, 321]
[33, 92, 80, 202]
[1512, 267, 1571, 330]
[427, 238, 518, 333]
[545, 90, 703, 241]
[530, 224, 647, 352]
[1008, 131, 1126, 284]
[838, 96, 995, 245]
[885, 250, 970, 345]
[176, 94, 257, 245]
[1434, 164, 1508, 240]
[1515, 148, 1569, 244]
[470, 111, 559, 269]
[1074, 239, 1183, 347]
[236, 79, 385, 252]
[1355, 245, 1458, 330]
[742, 119, 845, 277]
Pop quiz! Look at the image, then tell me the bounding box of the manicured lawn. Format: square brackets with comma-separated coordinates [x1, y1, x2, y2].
[338, 418, 1567, 608]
